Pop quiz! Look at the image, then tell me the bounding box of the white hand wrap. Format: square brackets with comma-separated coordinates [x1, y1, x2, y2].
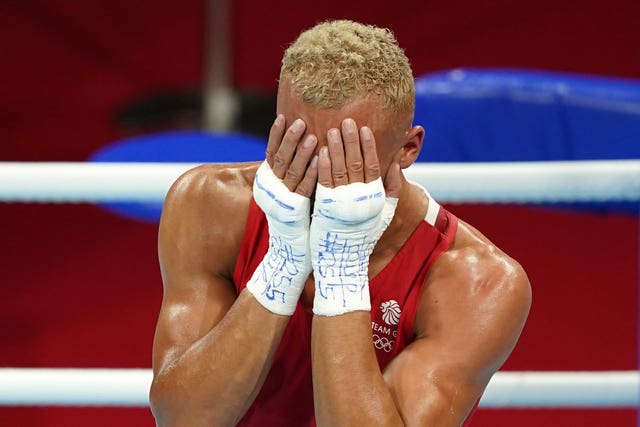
[310, 178, 398, 316]
[246, 161, 311, 316]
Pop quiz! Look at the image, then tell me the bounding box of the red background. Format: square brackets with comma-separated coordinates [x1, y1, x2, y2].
[1, 1, 638, 425]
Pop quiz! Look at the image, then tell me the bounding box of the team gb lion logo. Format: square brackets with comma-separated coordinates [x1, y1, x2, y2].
[380, 300, 401, 326]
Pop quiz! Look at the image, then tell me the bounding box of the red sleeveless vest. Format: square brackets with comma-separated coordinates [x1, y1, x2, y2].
[232, 193, 461, 426]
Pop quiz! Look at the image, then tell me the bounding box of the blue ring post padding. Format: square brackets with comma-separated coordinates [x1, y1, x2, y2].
[415, 68, 640, 162]
[89, 131, 267, 222]
[414, 68, 640, 214]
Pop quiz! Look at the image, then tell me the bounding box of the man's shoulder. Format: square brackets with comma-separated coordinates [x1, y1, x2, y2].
[413, 218, 531, 355]
[158, 162, 262, 279]
[161, 161, 260, 242]
[168, 162, 259, 203]
[441, 220, 528, 296]
[426, 219, 531, 311]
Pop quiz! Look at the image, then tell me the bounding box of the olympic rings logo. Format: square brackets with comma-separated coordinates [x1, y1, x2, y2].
[372, 334, 394, 353]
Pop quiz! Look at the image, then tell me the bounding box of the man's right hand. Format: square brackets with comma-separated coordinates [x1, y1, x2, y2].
[266, 115, 318, 195]
[246, 115, 318, 316]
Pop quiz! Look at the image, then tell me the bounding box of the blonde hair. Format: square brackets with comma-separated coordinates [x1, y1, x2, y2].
[280, 20, 415, 116]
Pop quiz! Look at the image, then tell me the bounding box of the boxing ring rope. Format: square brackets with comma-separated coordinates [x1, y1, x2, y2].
[1, 159, 638, 408]
[0, 159, 639, 203]
[0, 369, 637, 408]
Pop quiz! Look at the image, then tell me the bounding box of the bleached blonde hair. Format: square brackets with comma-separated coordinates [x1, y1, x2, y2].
[280, 20, 415, 116]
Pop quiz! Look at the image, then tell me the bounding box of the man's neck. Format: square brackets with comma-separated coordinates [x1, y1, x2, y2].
[375, 174, 429, 254]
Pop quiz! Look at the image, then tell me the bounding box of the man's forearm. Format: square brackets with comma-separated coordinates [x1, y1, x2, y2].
[311, 312, 404, 427]
[151, 290, 289, 427]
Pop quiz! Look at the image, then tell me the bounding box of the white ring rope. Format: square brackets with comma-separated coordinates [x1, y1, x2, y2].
[0, 369, 637, 408]
[0, 160, 638, 203]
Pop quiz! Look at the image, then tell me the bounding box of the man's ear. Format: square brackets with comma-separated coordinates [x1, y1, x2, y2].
[398, 125, 425, 169]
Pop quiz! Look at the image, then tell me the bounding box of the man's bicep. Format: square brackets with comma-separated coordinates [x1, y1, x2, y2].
[152, 271, 237, 375]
